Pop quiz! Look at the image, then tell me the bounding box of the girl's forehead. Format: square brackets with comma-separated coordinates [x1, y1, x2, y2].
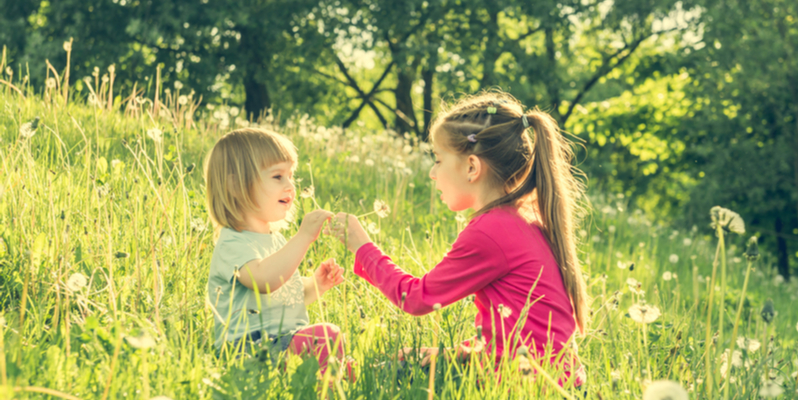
[264, 161, 295, 172]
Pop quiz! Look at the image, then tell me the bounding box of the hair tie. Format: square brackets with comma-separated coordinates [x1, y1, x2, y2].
[521, 115, 529, 128]
[467, 134, 477, 143]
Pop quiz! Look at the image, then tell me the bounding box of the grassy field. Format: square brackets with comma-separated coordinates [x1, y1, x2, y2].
[0, 79, 797, 399]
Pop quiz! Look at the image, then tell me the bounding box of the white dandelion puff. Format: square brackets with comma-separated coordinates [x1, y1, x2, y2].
[710, 206, 745, 235]
[174, 81, 184, 90]
[662, 271, 673, 281]
[758, 382, 784, 397]
[498, 304, 512, 318]
[178, 95, 188, 105]
[626, 278, 639, 288]
[365, 159, 375, 167]
[19, 122, 37, 139]
[683, 238, 692, 246]
[146, 128, 163, 143]
[643, 380, 689, 400]
[63, 41, 72, 52]
[190, 217, 207, 232]
[669, 254, 679, 264]
[628, 304, 661, 324]
[736, 337, 761, 353]
[373, 199, 390, 218]
[300, 186, 315, 199]
[608, 225, 616, 233]
[66, 273, 88, 292]
[126, 334, 156, 349]
[366, 222, 380, 235]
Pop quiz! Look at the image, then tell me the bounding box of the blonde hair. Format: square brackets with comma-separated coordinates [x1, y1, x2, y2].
[204, 128, 297, 233]
[430, 91, 589, 333]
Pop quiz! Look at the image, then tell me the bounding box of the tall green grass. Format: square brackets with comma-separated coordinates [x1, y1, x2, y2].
[0, 69, 796, 399]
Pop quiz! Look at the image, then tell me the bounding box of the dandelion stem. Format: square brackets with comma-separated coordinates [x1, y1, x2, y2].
[717, 226, 727, 358]
[722, 258, 753, 400]
[704, 226, 723, 398]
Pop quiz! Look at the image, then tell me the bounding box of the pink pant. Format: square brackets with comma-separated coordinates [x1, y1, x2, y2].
[289, 323, 354, 379]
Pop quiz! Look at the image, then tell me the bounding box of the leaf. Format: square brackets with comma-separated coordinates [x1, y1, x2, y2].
[30, 232, 46, 271]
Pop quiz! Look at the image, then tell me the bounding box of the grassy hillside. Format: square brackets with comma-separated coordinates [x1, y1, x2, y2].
[0, 85, 796, 399]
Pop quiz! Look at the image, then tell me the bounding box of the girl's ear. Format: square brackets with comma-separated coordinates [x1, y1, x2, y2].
[466, 154, 482, 183]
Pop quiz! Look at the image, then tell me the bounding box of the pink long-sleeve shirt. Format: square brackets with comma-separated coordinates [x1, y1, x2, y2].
[354, 206, 583, 385]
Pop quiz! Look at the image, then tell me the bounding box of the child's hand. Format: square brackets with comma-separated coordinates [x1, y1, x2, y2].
[327, 213, 371, 253]
[314, 258, 344, 293]
[298, 209, 334, 243]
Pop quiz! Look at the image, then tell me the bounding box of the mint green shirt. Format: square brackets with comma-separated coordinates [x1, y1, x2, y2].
[207, 228, 309, 348]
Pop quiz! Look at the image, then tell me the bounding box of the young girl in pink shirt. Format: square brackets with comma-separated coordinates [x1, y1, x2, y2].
[330, 92, 588, 386]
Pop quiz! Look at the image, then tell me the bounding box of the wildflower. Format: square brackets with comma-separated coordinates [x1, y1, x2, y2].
[365, 159, 375, 167]
[46, 78, 57, 89]
[608, 225, 616, 233]
[669, 254, 679, 264]
[66, 273, 88, 292]
[229, 107, 240, 117]
[736, 337, 761, 353]
[19, 123, 36, 139]
[710, 206, 745, 234]
[174, 81, 184, 90]
[731, 256, 742, 264]
[772, 275, 784, 286]
[108, 64, 115, 74]
[126, 333, 156, 349]
[592, 235, 601, 243]
[300, 186, 315, 199]
[579, 229, 587, 237]
[683, 238, 692, 246]
[628, 304, 661, 324]
[639, 242, 645, 248]
[63, 41, 72, 52]
[366, 222, 380, 235]
[617, 260, 629, 269]
[626, 278, 639, 288]
[610, 370, 621, 382]
[455, 213, 467, 224]
[111, 159, 122, 169]
[101, 74, 109, 83]
[349, 155, 360, 163]
[6, 66, 13, 77]
[190, 217, 207, 232]
[662, 271, 673, 281]
[178, 95, 188, 105]
[643, 380, 689, 400]
[744, 236, 760, 262]
[758, 381, 784, 397]
[761, 299, 775, 324]
[373, 199, 390, 218]
[498, 304, 512, 318]
[433, 303, 441, 311]
[146, 128, 163, 143]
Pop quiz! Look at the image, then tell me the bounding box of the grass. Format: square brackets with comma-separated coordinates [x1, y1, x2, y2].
[0, 73, 797, 399]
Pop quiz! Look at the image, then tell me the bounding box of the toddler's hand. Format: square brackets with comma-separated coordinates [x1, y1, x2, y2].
[314, 258, 345, 293]
[298, 209, 333, 243]
[327, 212, 372, 253]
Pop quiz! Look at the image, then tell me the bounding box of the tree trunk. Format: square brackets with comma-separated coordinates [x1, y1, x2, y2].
[394, 61, 419, 136]
[421, 52, 437, 141]
[480, 2, 500, 88]
[240, 27, 272, 121]
[776, 216, 789, 277]
[244, 74, 271, 121]
[544, 26, 562, 123]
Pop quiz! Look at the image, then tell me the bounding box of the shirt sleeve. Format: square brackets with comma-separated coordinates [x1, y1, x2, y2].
[353, 226, 509, 316]
[214, 236, 262, 284]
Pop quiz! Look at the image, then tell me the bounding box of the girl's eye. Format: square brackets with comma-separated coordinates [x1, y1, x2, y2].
[273, 175, 282, 180]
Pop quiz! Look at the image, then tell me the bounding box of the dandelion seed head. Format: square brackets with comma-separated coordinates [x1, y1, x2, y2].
[628, 304, 661, 324]
[126, 334, 156, 349]
[710, 206, 745, 234]
[366, 222, 380, 235]
[759, 382, 784, 397]
[4, 67, 12, 77]
[63, 41, 72, 52]
[662, 271, 673, 281]
[190, 217, 207, 232]
[683, 238, 692, 246]
[66, 273, 87, 292]
[642, 380, 689, 400]
[147, 128, 163, 143]
[174, 81, 184, 90]
[178, 95, 188, 105]
[433, 303, 441, 311]
[608, 225, 616, 233]
[300, 186, 315, 199]
[19, 122, 36, 139]
[373, 199, 390, 218]
[365, 158, 375, 167]
[669, 254, 679, 264]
